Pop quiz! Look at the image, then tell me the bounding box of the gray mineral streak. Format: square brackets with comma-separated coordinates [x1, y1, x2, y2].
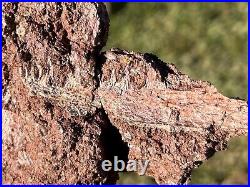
[2, 2, 248, 185]
[98, 49, 247, 183]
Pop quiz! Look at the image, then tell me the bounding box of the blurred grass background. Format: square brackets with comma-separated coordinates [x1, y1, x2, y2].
[104, 3, 248, 184]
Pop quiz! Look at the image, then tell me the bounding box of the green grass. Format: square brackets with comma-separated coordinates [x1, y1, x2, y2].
[105, 3, 248, 184]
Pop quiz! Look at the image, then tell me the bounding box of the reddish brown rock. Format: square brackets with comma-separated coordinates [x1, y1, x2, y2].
[3, 2, 109, 115]
[2, 2, 248, 185]
[2, 108, 119, 184]
[98, 49, 248, 184]
[2, 2, 116, 184]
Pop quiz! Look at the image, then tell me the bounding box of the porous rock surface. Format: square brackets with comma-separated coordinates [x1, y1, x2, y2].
[2, 2, 115, 184]
[2, 2, 248, 184]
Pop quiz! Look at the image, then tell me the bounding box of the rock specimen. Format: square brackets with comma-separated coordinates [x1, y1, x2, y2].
[98, 49, 247, 184]
[2, 2, 248, 185]
[2, 2, 115, 184]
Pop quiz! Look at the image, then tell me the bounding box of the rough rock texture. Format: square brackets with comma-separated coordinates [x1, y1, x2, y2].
[2, 2, 116, 184]
[2, 2, 248, 185]
[98, 49, 247, 184]
[3, 2, 109, 114]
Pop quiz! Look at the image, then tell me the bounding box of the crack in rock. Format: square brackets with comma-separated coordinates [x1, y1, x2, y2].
[2, 2, 248, 184]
